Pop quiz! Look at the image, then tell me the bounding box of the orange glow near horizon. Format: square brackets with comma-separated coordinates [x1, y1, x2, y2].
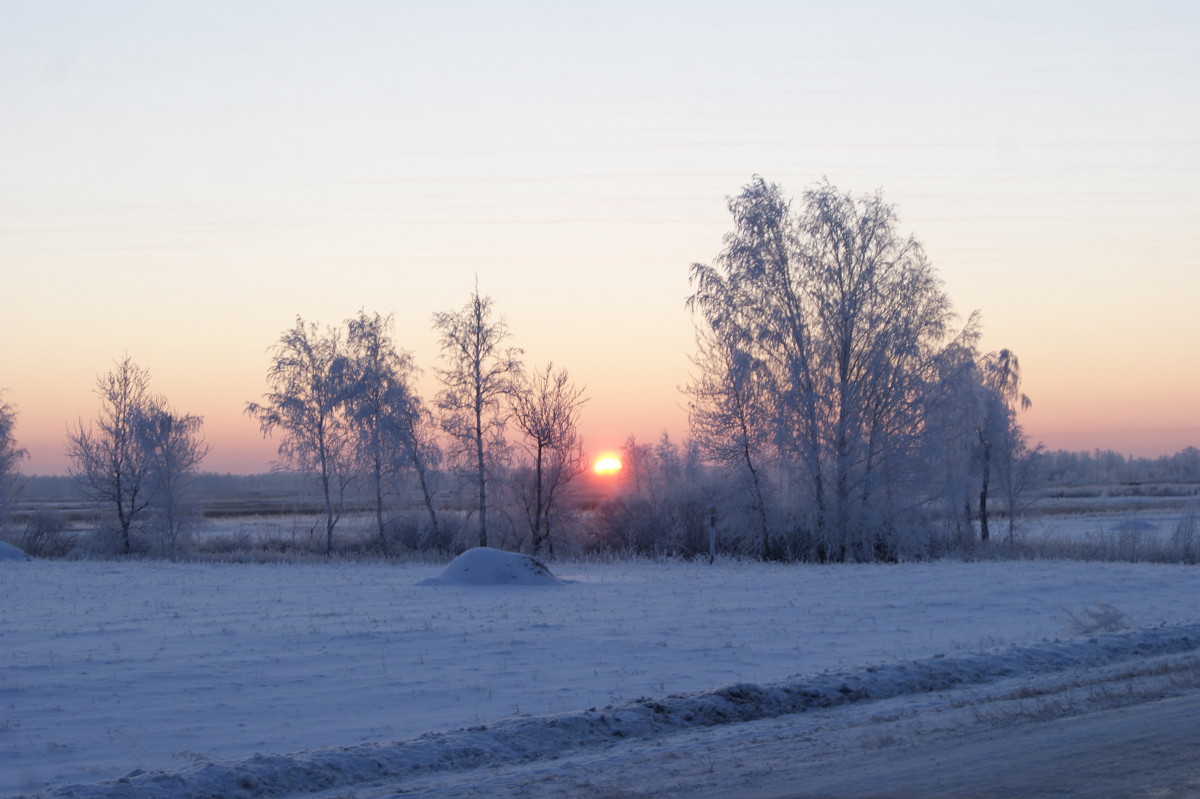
[593, 454, 622, 476]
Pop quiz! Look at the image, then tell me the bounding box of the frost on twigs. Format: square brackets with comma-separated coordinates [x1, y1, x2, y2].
[418, 547, 560, 586]
[1062, 603, 1131, 636]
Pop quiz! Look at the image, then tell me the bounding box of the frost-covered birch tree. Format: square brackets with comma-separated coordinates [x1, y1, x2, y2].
[686, 331, 772, 558]
[924, 323, 1035, 546]
[68, 357, 207, 554]
[924, 323, 986, 544]
[976, 348, 1032, 541]
[344, 310, 442, 552]
[433, 285, 522, 549]
[689, 177, 956, 560]
[247, 318, 352, 555]
[68, 358, 156, 554]
[0, 394, 26, 526]
[386, 390, 445, 548]
[138, 404, 208, 553]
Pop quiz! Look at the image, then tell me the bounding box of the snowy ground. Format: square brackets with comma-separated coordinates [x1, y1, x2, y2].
[3, 554, 1199, 797]
[1016, 501, 1194, 546]
[289, 644, 1200, 799]
[195, 499, 1198, 552]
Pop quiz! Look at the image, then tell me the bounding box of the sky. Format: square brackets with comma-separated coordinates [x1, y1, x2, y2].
[2, 0, 1197, 475]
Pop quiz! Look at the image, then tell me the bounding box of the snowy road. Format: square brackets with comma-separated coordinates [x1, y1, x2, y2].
[29, 629, 1198, 799]
[297, 651, 1200, 799]
[767, 692, 1200, 799]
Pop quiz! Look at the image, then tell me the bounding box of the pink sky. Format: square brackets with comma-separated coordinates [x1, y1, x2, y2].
[3, 2, 1197, 475]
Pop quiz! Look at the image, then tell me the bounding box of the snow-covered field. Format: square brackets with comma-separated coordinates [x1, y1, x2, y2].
[1019, 510, 1193, 554]
[3, 552, 1199, 797]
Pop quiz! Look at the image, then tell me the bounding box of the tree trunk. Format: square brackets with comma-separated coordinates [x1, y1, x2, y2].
[835, 403, 852, 559]
[531, 442, 545, 555]
[411, 452, 441, 545]
[474, 401, 487, 549]
[979, 437, 991, 543]
[372, 450, 387, 556]
[114, 468, 132, 555]
[117, 504, 132, 554]
[321, 469, 335, 555]
[740, 441, 770, 560]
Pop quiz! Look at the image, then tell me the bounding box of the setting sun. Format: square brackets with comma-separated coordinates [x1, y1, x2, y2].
[593, 454, 622, 476]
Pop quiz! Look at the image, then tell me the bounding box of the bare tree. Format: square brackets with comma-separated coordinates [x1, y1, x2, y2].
[686, 331, 772, 558]
[0, 393, 27, 526]
[344, 310, 442, 552]
[378, 378, 445, 549]
[924, 323, 986, 545]
[995, 436, 1042, 544]
[69, 357, 198, 554]
[976, 349, 1031, 542]
[801, 181, 953, 558]
[510, 363, 587, 555]
[433, 284, 522, 548]
[393, 400, 445, 548]
[68, 357, 154, 553]
[689, 177, 827, 554]
[925, 324, 1035, 547]
[138, 404, 209, 554]
[345, 310, 408, 552]
[689, 178, 956, 561]
[247, 318, 352, 555]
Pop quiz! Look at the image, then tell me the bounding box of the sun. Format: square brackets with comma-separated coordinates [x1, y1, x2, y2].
[593, 454, 622, 476]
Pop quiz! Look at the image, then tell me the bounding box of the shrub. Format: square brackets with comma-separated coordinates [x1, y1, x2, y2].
[19, 510, 75, 558]
[1170, 506, 1198, 564]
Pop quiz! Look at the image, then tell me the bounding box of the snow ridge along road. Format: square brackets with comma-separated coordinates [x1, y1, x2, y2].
[24, 622, 1200, 799]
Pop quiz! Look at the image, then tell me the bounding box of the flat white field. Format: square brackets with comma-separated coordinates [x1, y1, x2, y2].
[2, 557, 1199, 796]
[1016, 500, 1194, 545]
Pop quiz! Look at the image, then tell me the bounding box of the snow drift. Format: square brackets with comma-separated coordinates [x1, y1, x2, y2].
[418, 547, 559, 586]
[0, 541, 29, 561]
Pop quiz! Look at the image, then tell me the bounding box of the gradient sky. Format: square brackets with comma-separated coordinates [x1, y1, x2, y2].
[3, 0, 1198, 475]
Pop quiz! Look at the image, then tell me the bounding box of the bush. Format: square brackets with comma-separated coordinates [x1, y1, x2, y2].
[19, 510, 76, 558]
[383, 512, 458, 554]
[1170, 506, 1198, 564]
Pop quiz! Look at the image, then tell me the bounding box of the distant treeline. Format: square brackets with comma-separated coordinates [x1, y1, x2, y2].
[19, 471, 307, 501]
[19, 445, 1200, 502]
[1041, 447, 1200, 487]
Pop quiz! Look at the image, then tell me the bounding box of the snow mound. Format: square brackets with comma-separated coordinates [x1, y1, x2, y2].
[0, 541, 29, 561]
[29, 622, 1200, 799]
[419, 547, 559, 586]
